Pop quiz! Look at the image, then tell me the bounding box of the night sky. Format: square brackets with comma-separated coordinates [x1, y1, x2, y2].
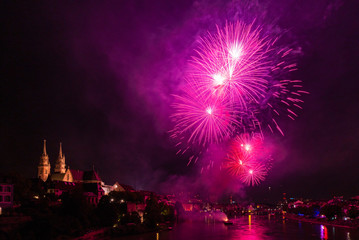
[1, 0, 359, 202]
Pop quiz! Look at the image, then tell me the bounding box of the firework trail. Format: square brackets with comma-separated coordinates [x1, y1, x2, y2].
[248, 48, 309, 135]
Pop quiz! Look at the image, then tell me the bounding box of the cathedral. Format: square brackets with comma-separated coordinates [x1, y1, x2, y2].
[36, 140, 133, 205]
[37, 140, 102, 184]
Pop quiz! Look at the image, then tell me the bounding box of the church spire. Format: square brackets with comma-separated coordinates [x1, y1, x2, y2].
[38, 139, 50, 182]
[54, 142, 66, 173]
[59, 142, 63, 158]
[43, 139, 47, 156]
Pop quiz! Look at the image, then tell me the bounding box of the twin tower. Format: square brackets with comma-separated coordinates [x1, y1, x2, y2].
[38, 140, 66, 181]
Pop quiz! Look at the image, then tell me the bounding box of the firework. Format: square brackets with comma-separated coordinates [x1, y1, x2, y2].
[240, 163, 267, 186]
[224, 133, 272, 185]
[170, 20, 307, 186]
[189, 21, 272, 108]
[225, 133, 260, 174]
[171, 83, 240, 147]
[225, 143, 251, 176]
[248, 49, 309, 135]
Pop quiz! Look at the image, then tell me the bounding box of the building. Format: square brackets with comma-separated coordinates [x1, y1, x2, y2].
[102, 182, 135, 195]
[37, 140, 104, 205]
[37, 140, 102, 184]
[47, 181, 104, 205]
[0, 182, 14, 212]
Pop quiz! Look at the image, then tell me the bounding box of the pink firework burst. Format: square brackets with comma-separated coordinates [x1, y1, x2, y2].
[225, 133, 262, 175]
[171, 83, 240, 147]
[189, 21, 272, 108]
[224, 133, 272, 186]
[170, 20, 307, 179]
[225, 143, 251, 176]
[240, 163, 267, 186]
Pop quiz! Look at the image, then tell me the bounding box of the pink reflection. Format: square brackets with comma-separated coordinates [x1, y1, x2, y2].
[320, 225, 328, 240]
[231, 215, 266, 240]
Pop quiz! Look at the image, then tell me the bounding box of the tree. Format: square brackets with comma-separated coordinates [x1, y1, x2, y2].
[144, 196, 162, 228]
[95, 195, 119, 227]
[348, 206, 359, 220]
[320, 204, 342, 220]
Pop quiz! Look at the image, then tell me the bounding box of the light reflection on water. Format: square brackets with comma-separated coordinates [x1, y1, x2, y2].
[320, 225, 328, 240]
[116, 215, 359, 240]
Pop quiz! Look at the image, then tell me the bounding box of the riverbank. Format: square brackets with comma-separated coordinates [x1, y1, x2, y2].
[73, 222, 174, 240]
[285, 213, 359, 229]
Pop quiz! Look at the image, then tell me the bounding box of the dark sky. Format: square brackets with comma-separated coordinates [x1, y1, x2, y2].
[1, 0, 359, 201]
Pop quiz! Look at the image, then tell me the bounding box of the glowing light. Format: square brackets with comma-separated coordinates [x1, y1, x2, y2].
[320, 225, 328, 240]
[249, 169, 253, 174]
[206, 107, 213, 115]
[213, 73, 225, 86]
[229, 43, 242, 59]
[244, 144, 251, 151]
[248, 215, 252, 230]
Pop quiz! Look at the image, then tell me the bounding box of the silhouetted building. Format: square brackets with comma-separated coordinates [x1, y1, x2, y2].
[0, 182, 14, 210]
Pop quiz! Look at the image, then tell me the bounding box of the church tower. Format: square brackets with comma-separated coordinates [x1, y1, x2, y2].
[38, 140, 51, 181]
[54, 142, 66, 173]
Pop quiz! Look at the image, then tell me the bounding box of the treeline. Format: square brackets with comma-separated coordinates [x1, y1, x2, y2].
[2, 186, 176, 239]
[286, 204, 359, 220]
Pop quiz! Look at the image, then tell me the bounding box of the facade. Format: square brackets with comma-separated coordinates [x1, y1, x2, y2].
[0, 183, 14, 210]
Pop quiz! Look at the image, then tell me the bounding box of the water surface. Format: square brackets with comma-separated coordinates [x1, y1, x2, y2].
[116, 215, 359, 240]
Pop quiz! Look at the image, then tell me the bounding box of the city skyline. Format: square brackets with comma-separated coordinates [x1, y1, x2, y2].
[1, 0, 359, 201]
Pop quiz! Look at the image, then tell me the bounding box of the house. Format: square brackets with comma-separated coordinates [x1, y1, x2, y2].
[0, 182, 14, 212]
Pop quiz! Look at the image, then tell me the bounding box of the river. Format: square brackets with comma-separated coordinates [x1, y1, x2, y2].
[115, 215, 359, 240]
